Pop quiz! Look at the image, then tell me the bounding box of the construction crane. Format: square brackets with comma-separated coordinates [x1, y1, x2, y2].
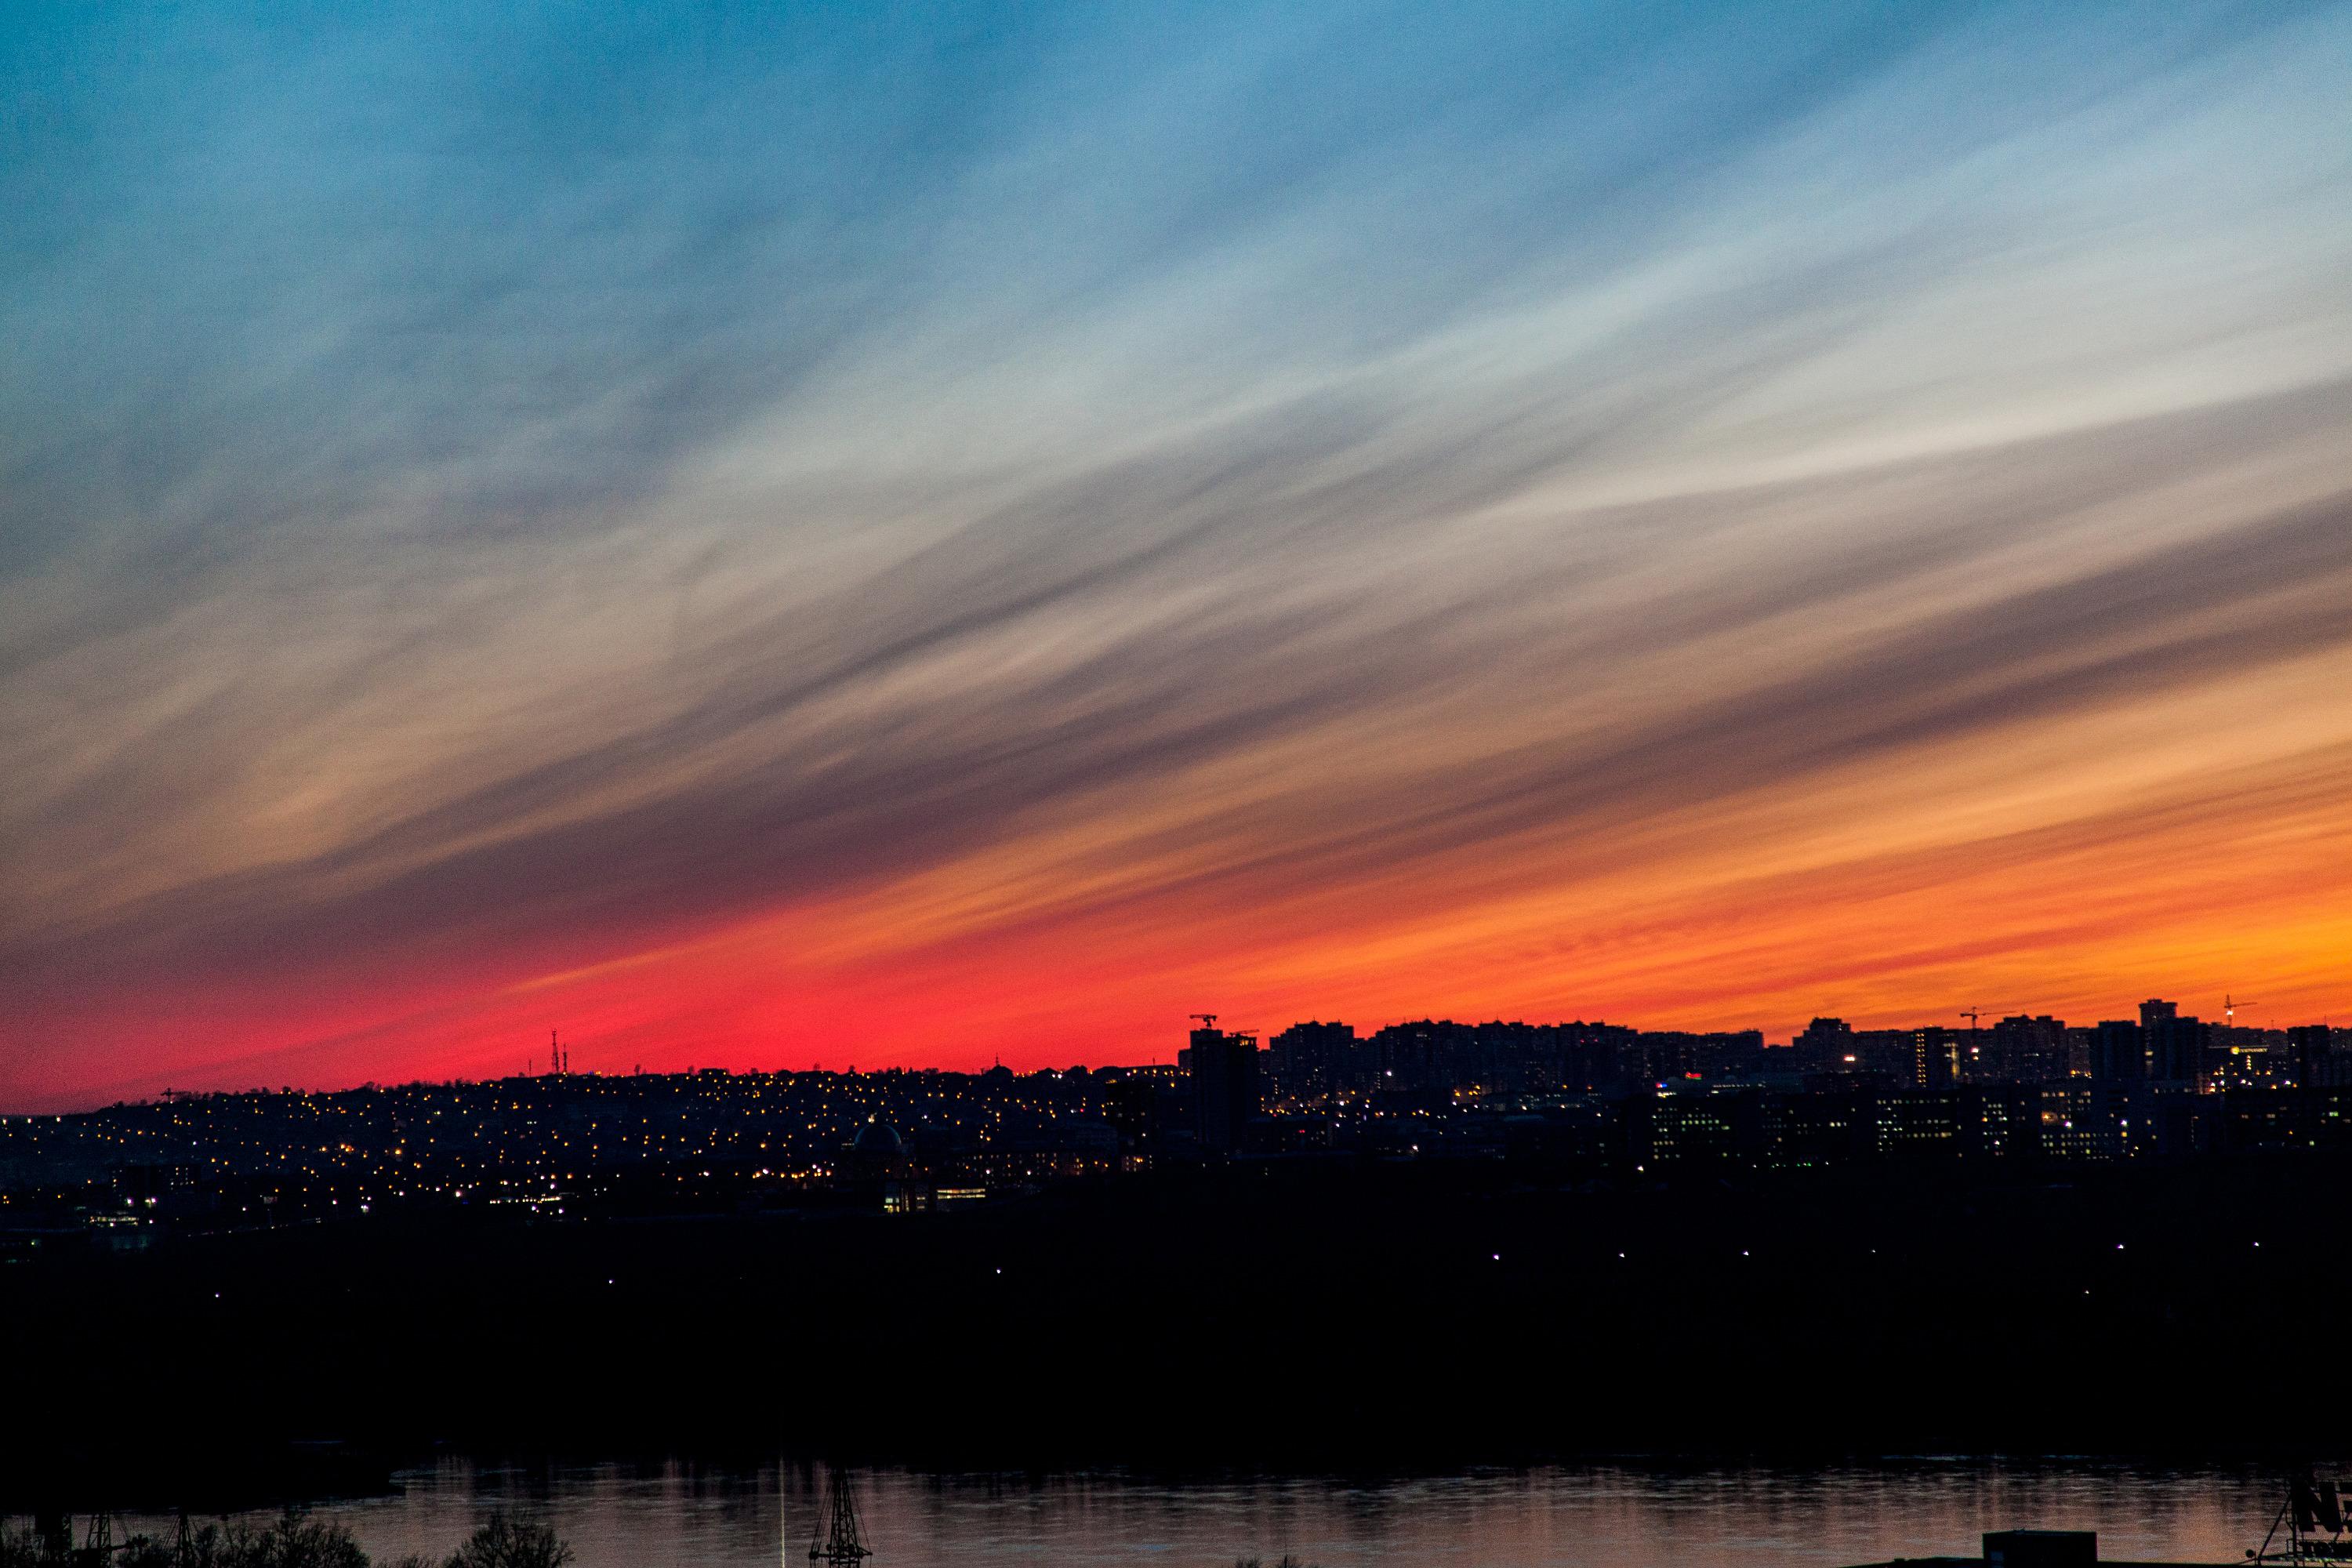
[1189, 1013, 1218, 1029]
[1957, 1009, 1984, 1069]
[1957, 1007, 2018, 1072]
[2227, 995, 2257, 1030]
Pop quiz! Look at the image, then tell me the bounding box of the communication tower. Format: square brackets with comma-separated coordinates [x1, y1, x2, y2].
[809, 1466, 873, 1565]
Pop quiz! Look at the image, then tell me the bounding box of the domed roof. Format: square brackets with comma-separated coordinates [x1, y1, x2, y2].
[851, 1120, 906, 1156]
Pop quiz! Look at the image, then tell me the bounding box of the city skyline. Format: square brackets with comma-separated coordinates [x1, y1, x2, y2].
[2, 989, 2335, 1116]
[7, 2, 2352, 1111]
[5, 1000, 2343, 1207]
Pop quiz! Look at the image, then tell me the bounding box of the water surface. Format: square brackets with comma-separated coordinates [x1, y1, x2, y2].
[115, 1460, 2303, 1568]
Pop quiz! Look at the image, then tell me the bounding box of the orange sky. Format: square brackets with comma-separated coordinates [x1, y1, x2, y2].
[14, 588, 2350, 1110]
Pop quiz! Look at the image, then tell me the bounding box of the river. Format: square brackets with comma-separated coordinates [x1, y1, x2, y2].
[100, 1457, 2310, 1568]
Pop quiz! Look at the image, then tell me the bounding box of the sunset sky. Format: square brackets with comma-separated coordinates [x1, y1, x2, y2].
[5, 1, 2350, 1109]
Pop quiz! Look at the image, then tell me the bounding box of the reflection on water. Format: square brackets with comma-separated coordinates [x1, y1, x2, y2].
[112, 1460, 2299, 1568]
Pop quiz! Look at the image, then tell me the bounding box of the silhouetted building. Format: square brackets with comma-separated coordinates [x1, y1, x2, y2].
[1266, 1020, 1356, 1100]
[1641, 1029, 1768, 1083]
[2092, 1020, 2144, 1081]
[1843, 1029, 1918, 1080]
[1911, 1027, 1957, 1090]
[1189, 1024, 1261, 1156]
[1983, 1014, 2070, 1082]
[1368, 1019, 1449, 1091]
[2146, 1011, 2209, 1087]
[2033, 1083, 2121, 1160]
[1764, 1088, 1872, 1168]
[2133, 998, 2192, 1085]
[1794, 1018, 1854, 1073]
[2292, 1024, 2340, 1087]
[1873, 1089, 1958, 1157]
[1958, 1084, 2037, 1158]
[1626, 1090, 1762, 1167]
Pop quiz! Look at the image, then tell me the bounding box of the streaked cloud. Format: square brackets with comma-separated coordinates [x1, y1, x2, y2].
[4, 0, 2350, 1106]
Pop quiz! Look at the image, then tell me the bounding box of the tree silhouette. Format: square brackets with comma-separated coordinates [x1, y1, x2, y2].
[445, 1515, 572, 1568]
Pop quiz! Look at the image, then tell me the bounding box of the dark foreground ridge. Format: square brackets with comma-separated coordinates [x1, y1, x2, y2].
[2, 1153, 2348, 1503]
[1846, 1529, 2224, 1568]
[0, 1508, 572, 1568]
